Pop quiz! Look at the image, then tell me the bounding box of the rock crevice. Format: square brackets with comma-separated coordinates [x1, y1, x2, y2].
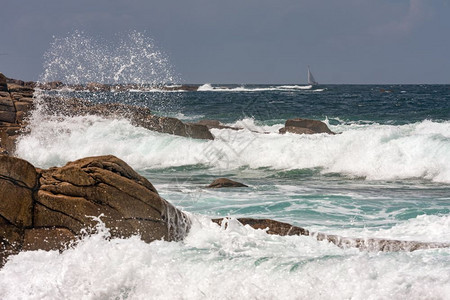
[0, 154, 192, 266]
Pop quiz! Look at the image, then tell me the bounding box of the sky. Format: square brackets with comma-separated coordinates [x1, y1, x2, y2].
[1, 0, 449, 84]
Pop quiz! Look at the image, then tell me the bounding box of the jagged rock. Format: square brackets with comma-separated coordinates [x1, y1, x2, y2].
[207, 178, 248, 188]
[279, 118, 335, 135]
[0, 147, 8, 155]
[86, 82, 111, 92]
[0, 155, 191, 266]
[0, 75, 35, 153]
[137, 115, 214, 140]
[213, 218, 450, 252]
[6, 83, 34, 93]
[0, 126, 21, 154]
[0, 156, 37, 228]
[36, 81, 63, 90]
[0, 73, 7, 92]
[0, 111, 16, 123]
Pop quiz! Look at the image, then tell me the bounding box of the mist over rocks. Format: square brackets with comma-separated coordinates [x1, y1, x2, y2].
[0, 154, 191, 266]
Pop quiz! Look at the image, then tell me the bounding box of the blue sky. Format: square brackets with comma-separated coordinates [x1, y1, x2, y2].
[1, 0, 449, 84]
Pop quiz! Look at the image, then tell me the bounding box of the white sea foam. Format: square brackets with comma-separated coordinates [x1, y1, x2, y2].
[0, 215, 448, 299]
[278, 84, 312, 90]
[319, 214, 450, 243]
[15, 115, 450, 183]
[197, 83, 319, 92]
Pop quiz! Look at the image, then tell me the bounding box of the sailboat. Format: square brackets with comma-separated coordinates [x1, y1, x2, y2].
[307, 66, 318, 86]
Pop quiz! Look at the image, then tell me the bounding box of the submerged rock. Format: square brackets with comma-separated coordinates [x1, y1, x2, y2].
[207, 178, 248, 188]
[191, 120, 242, 131]
[0, 155, 191, 266]
[212, 218, 450, 252]
[279, 118, 335, 135]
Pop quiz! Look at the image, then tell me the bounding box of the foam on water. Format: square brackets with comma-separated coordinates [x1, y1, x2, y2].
[0, 216, 448, 299]
[16, 115, 450, 183]
[197, 83, 319, 92]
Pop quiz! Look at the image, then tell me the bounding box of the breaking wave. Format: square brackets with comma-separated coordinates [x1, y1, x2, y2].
[15, 116, 450, 183]
[197, 83, 319, 92]
[1, 215, 448, 300]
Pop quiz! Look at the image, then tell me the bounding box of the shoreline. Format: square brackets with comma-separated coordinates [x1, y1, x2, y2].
[1, 71, 449, 267]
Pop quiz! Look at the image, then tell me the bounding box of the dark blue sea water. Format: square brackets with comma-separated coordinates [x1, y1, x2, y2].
[173, 84, 450, 125]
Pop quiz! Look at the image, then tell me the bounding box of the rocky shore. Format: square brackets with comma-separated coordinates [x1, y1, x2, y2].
[1, 72, 448, 267]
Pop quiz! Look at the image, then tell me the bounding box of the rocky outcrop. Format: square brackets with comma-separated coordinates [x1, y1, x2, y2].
[0, 73, 7, 92]
[207, 178, 248, 188]
[0, 73, 35, 154]
[0, 73, 214, 154]
[38, 95, 214, 140]
[279, 118, 335, 135]
[212, 218, 450, 252]
[0, 155, 191, 266]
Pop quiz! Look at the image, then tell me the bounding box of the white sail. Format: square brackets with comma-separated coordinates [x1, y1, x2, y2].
[308, 66, 318, 85]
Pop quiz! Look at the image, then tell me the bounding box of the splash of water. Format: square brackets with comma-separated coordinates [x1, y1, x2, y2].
[41, 30, 178, 86]
[35, 30, 181, 115]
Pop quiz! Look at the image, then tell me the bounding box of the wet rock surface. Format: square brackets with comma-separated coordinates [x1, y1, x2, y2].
[279, 118, 335, 135]
[0, 155, 191, 266]
[0, 73, 35, 154]
[207, 178, 248, 188]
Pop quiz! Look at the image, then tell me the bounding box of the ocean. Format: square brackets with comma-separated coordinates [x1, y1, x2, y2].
[0, 83, 449, 299]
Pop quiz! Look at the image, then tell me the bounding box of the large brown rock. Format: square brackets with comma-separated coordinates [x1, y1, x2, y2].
[279, 118, 335, 135]
[0, 155, 191, 266]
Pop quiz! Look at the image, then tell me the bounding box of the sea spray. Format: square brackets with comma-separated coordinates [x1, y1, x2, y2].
[37, 30, 180, 115]
[42, 31, 177, 86]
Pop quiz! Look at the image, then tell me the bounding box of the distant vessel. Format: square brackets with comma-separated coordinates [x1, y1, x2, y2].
[307, 66, 318, 86]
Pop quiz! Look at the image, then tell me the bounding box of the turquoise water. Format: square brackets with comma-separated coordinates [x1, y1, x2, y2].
[3, 84, 450, 299]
